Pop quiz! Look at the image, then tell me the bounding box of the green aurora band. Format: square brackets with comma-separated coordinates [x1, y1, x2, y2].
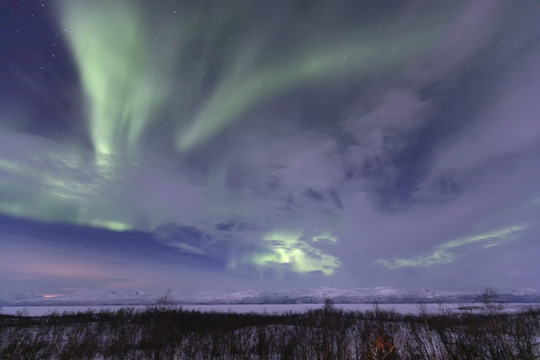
[229, 231, 341, 276]
[58, 0, 182, 161]
[0, 1, 493, 276]
[176, 28, 446, 152]
[0, 141, 133, 231]
[57, 0, 453, 157]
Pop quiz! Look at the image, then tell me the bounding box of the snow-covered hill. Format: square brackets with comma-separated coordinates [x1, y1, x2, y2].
[2, 287, 540, 307]
[179, 287, 540, 305]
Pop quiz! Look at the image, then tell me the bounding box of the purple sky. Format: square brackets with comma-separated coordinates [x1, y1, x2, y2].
[1, 0, 539, 297]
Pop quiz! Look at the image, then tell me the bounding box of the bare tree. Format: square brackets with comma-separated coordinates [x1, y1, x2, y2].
[156, 287, 174, 308]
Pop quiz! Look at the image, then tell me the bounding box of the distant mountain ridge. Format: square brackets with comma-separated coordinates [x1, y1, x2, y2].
[2, 287, 540, 306]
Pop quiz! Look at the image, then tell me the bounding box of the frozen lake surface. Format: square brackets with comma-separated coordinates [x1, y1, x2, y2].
[2, 303, 539, 316]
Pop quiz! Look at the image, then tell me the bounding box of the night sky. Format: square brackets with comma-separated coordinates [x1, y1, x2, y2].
[1, 0, 540, 297]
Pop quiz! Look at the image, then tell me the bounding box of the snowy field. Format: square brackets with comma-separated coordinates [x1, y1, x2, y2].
[2, 302, 538, 316]
[2, 303, 539, 359]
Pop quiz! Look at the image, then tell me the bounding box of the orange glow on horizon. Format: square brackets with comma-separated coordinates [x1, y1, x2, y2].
[42, 294, 63, 298]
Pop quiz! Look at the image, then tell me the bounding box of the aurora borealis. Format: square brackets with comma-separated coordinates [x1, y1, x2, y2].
[1, 0, 540, 297]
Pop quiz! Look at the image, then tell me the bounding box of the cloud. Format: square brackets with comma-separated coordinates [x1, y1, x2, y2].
[343, 87, 433, 182]
[429, 49, 540, 175]
[153, 224, 227, 257]
[1, 0, 540, 292]
[377, 225, 529, 269]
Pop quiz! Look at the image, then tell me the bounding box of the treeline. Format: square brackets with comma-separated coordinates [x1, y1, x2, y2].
[1, 301, 539, 359]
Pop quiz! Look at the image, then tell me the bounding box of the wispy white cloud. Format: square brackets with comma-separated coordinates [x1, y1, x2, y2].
[377, 225, 529, 269]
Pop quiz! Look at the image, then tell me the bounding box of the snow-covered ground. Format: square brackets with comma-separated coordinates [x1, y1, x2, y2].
[2, 302, 538, 316]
